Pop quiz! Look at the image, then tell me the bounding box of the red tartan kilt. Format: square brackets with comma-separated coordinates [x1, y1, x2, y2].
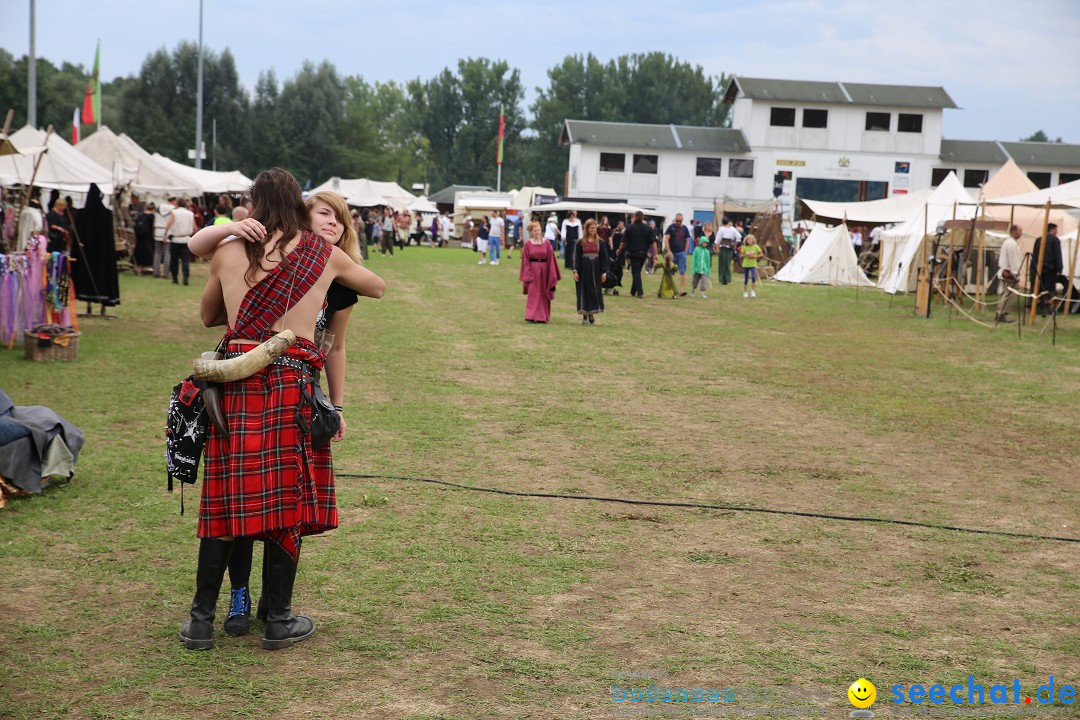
[198, 344, 337, 554]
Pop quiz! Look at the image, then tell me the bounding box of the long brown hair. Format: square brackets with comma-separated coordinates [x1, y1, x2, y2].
[245, 168, 309, 284]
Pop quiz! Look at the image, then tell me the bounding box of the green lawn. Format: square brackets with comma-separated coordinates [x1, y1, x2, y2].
[1, 247, 1077, 720]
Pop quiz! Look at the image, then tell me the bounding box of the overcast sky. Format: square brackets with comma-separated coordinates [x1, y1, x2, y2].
[3, 0, 1078, 143]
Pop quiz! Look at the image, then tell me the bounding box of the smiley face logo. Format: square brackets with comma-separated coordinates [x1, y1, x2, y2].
[848, 678, 876, 709]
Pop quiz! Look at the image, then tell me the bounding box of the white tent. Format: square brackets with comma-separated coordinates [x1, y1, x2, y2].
[774, 223, 874, 287]
[986, 177, 1080, 209]
[406, 195, 439, 214]
[0, 125, 113, 195]
[877, 172, 978, 294]
[528, 200, 647, 215]
[76, 126, 199, 196]
[802, 188, 934, 224]
[150, 153, 251, 194]
[309, 177, 415, 208]
[978, 159, 1077, 240]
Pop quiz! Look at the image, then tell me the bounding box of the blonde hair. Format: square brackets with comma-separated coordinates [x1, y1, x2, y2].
[528, 221, 541, 232]
[306, 191, 360, 263]
[583, 218, 598, 238]
[743, 234, 758, 246]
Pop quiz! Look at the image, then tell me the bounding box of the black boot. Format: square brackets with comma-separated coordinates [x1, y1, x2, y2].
[179, 538, 233, 650]
[256, 544, 269, 623]
[261, 540, 315, 650]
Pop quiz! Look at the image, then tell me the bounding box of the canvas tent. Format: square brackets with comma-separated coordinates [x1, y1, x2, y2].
[150, 153, 251, 194]
[0, 125, 113, 196]
[877, 172, 978, 294]
[309, 177, 415, 209]
[510, 186, 558, 211]
[75, 126, 199, 196]
[406, 195, 439, 214]
[980, 159, 1077, 240]
[528, 199, 646, 215]
[774, 223, 874, 287]
[986, 176, 1080, 209]
[801, 188, 934, 225]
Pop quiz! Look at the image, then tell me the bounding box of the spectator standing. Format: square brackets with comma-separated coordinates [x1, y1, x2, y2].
[544, 214, 560, 254]
[663, 212, 693, 297]
[995, 224, 1023, 323]
[1031, 223, 1063, 316]
[851, 226, 864, 257]
[153, 197, 176, 278]
[164, 198, 196, 285]
[690, 235, 712, 298]
[561, 210, 582, 269]
[739, 233, 763, 298]
[133, 202, 156, 274]
[715, 218, 739, 286]
[489, 210, 504, 264]
[476, 216, 490, 264]
[617, 211, 656, 298]
[45, 198, 72, 253]
[381, 211, 395, 256]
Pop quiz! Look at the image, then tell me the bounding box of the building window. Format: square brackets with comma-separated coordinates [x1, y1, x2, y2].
[599, 152, 625, 173]
[770, 107, 796, 127]
[1027, 172, 1052, 189]
[964, 169, 989, 187]
[897, 113, 923, 133]
[803, 109, 828, 128]
[632, 154, 658, 174]
[865, 112, 891, 131]
[1061, 173, 1080, 185]
[729, 159, 755, 179]
[696, 157, 724, 177]
[931, 168, 956, 186]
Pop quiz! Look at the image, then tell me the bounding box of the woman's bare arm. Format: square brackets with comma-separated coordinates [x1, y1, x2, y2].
[189, 219, 267, 259]
[331, 247, 386, 299]
[200, 263, 228, 327]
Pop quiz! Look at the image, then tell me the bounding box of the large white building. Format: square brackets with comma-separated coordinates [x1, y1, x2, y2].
[561, 76, 1080, 224]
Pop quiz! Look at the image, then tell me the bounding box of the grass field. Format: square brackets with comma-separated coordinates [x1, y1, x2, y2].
[1, 247, 1077, 720]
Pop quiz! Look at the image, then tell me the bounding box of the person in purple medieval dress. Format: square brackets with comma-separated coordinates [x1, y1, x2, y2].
[519, 221, 561, 323]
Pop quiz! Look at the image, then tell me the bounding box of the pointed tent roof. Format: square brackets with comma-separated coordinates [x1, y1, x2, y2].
[76, 126, 200, 195]
[981, 159, 1077, 239]
[150, 153, 252, 194]
[774, 223, 874, 287]
[0, 125, 113, 194]
[308, 177, 416, 208]
[877, 172, 978, 294]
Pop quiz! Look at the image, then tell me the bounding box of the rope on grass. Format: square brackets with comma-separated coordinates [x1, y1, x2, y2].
[934, 287, 996, 329]
[336, 472, 1080, 544]
[948, 278, 994, 307]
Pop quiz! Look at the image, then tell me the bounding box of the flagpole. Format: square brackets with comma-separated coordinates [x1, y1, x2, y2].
[96, 40, 101, 130]
[195, 0, 204, 169]
[497, 164, 502, 193]
[28, 0, 36, 127]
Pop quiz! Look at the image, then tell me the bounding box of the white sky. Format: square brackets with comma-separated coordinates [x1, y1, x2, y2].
[2, 0, 1078, 143]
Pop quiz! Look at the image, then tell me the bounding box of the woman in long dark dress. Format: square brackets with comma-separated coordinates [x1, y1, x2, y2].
[573, 219, 609, 325]
[603, 220, 625, 295]
[133, 203, 156, 274]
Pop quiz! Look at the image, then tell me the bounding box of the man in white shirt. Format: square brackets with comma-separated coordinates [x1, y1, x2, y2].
[995, 224, 1024, 323]
[164, 198, 196, 285]
[488, 210, 505, 265]
[714, 217, 740, 286]
[153, 198, 176, 278]
[544, 214, 560, 253]
[851, 227, 864, 257]
[439, 213, 452, 247]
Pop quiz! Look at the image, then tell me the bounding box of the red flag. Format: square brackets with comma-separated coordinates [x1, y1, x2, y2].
[81, 83, 95, 126]
[496, 104, 505, 165]
[72, 108, 80, 145]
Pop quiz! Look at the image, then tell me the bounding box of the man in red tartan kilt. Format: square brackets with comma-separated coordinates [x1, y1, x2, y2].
[180, 169, 384, 650]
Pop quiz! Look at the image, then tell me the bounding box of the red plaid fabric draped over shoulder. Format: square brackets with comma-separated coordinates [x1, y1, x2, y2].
[199, 232, 337, 560]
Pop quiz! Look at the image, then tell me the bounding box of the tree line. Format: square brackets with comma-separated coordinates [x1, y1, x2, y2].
[0, 46, 731, 193]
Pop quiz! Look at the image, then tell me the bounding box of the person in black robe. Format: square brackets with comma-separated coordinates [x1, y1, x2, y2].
[603, 220, 625, 295]
[72, 184, 121, 307]
[133, 202, 156, 273]
[573, 219, 610, 325]
[1030, 223, 1064, 316]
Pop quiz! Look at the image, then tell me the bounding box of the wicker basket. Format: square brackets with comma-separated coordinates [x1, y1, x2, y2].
[23, 330, 81, 362]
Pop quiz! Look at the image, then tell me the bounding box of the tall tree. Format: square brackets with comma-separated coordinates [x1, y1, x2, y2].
[274, 61, 346, 186]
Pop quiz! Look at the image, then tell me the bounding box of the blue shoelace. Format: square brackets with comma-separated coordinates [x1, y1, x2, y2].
[228, 587, 250, 619]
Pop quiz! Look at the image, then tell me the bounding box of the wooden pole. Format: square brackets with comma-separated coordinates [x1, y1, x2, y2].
[1028, 201, 1053, 325]
[975, 199, 987, 310]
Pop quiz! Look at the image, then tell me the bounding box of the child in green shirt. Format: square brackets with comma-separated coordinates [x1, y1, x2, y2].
[739, 234, 763, 298]
[690, 236, 712, 298]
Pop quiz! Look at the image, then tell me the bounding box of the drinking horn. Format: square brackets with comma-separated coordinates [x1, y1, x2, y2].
[191, 330, 297, 382]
